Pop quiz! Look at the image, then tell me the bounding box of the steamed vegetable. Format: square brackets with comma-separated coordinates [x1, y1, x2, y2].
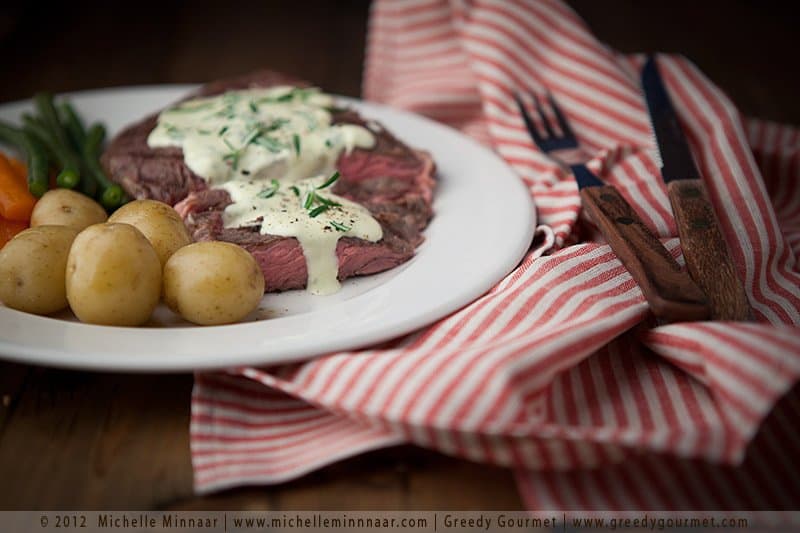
[66, 223, 161, 326]
[1, 92, 128, 209]
[30, 189, 107, 231]
[59, 101, 87, 151]
[21, 113, 82, 193]
[0, 225, 79, 314]
[82, 123, 125, 209]
[6, 155, 26, 178]
[108, 199, 191, 267]
[32, 93, 85, 194]
[0, 152, 36, 222]
[0, 217, 27, 248]
[0, 121, 50, 198]
[163, 241, 264, 325]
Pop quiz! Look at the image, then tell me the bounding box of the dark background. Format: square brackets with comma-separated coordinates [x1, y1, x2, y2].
[0, 0, 798, 510]
[1, 1, 798, 122]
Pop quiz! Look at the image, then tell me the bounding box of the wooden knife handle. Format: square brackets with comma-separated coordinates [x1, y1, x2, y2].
[666, 179, 753, 321]
[581, 185, 709, 322]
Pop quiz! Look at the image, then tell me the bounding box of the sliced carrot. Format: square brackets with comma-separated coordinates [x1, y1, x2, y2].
[0, 216, 28, 248]
[0, 152, 36, 222]
[6, 156, 26, 182]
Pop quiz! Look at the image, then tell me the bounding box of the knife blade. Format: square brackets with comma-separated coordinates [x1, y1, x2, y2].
[642, 56, 753, 321]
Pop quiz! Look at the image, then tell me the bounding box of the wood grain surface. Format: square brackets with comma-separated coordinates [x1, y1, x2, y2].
[580, 184, 709, 322]
[667, 179, 754, 321]
[0, 0, 797, 510]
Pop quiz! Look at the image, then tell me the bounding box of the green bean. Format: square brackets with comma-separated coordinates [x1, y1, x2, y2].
[100, 185, 124, 209]
[34, 92, 73, 155]
[22, 115, 83, 187]
[0, 120, 50, 198]
[22, 133, 50, 198]
[59, 102, 87, 152]
[56, 168, 79, 189]
[22, 115, 58, 157]
[33, 93, 100, 196]
[23, 113, 93, 195]
[83, 123, 125, 209]
[56, 102, 88, 189]
[83, 123, 106, 157]
[0, 120, 26, 149]
[16, 115, 54, 161]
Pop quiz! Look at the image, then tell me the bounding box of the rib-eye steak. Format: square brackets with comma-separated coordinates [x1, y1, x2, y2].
[101, 71, 436, 293]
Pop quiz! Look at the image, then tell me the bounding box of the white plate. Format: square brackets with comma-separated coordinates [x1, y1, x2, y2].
[0, 86, 535, 372]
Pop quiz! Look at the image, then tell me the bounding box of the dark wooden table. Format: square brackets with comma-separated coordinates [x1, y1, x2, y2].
[0, 1, 797, 510]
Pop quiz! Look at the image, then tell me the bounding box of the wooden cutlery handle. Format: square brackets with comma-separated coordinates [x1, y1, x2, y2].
[666, 179, 753, 321]
[581, 185, 709, 322]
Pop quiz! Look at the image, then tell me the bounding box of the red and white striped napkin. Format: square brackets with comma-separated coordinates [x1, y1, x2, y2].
[191, 0, 800, 508]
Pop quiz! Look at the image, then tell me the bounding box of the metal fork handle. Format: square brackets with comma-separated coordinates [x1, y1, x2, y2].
[579, 177, 710, 321]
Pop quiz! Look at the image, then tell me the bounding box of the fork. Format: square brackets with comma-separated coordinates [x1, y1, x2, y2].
[514, 91, 709, 322]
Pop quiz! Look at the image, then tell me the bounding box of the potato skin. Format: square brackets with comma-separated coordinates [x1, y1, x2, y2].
[30, 189, 107, 231]
[108, 199, 192, 266]
[0, 225, 79, 314]
[66, 223, 161, 326]
[163, 241, 264, 325]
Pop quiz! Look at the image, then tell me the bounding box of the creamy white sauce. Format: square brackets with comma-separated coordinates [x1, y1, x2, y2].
[148, 86, 381, 294]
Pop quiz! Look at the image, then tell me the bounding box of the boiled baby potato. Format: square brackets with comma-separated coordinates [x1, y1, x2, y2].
[108, 199, 192, 266]
[66, 223, 161, 326]
[30, 189, 107, 231]
[164, 241, 264, 325]
[0, 225, 79, 314]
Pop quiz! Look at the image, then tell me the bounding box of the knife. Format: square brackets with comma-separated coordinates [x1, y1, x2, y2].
[641, 56, 753, 321]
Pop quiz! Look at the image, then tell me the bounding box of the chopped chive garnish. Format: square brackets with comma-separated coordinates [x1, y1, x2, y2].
[293, 134, 301, 155]
[302, 192, 315, 209]
[255, 87, 320, 104]
[218, 126, 228, 136]
[263, 118, 289, 132]
[296, 109, 318, 130]
[317, 171, 340, 190]
[223, 152, 240, 170]
[249, 101, 258, 113]
[276, 118, 290, 129]
[330, 221, 350, 232]
[256, 179, 280, 199]
[315, 194, 341, 207]
[308, 205, 329, 218]
[198, 129, 211, 135]
[223, 138, 236, 151]
[214, 105, 236, 118]
[242, 127, 261, 146]
[254, 136, 284, 153]
[164, 124, 182, 139]
[290, 185, 300, 197]
[170, 102, 214, 113]
[325, 138, 333, 147]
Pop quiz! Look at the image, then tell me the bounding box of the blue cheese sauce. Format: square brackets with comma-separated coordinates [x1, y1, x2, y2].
[148, 86, 381, 294]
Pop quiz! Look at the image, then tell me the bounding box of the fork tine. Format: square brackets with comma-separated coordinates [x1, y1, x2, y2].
[531, 91, 556, 139]
[547, 90, 575, 140]
[513, 91, 544, 148]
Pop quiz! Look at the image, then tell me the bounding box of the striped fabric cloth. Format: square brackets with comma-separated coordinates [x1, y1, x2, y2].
[191, 0, 800, 508]
[515, 384, 800, 510]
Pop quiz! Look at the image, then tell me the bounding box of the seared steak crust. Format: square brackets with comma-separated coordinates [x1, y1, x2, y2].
[102, 71, 435, 292]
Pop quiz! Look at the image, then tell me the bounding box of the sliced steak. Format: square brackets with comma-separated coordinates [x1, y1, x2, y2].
[103, 70, 435, 292]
